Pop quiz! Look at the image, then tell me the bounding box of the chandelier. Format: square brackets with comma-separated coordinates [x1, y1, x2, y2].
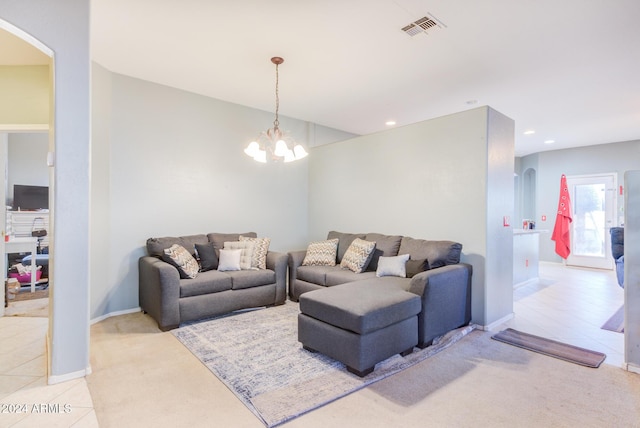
[244, 57, 308, 163]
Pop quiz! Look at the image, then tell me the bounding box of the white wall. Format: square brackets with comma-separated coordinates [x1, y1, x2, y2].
[624, 170, 640, 372]
[308, 106, 515, 326]
[0, 0, 91, 383]
[7, 132, 49, 204]
[90, 66, 356, 319]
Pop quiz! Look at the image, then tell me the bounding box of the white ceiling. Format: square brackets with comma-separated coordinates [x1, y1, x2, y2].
[5, 1, 640, 156]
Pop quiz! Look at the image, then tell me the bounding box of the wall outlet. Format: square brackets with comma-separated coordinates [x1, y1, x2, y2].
[503, 216, 510, 227]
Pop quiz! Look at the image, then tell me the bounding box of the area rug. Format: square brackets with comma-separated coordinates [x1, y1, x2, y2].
[172, 301, 474, 427]
[601, 305, 624, 333]
[492, 328, 606, 368]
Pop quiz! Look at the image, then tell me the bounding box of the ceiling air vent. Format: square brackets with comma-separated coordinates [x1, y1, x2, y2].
[401, 14, 445, 37]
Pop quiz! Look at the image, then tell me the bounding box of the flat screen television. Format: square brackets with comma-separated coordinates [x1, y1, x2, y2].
[13, 185, 49, 210]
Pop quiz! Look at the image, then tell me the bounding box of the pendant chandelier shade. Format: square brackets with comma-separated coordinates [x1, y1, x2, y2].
[244, 57, 308, 163]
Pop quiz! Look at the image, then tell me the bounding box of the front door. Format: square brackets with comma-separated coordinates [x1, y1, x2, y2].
[565, 174, 616, 270]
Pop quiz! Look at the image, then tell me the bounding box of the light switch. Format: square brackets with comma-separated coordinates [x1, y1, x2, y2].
[503, 216, 510, 227]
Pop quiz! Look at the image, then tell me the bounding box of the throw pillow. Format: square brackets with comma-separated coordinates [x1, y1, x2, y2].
[340, 238, 376, 273]
[194, 242, 218, 271]
[162, 244, 199, 279]
[376, 254, 410, 278]
[406, 258, 430, 278]
[223, 240, 256, 270]
[218, 249, 242, 271]
[240, 236, 271, 269]
[302, 238, 339, 266]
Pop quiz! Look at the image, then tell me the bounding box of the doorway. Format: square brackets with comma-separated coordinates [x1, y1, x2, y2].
[565, 173, 616, 270]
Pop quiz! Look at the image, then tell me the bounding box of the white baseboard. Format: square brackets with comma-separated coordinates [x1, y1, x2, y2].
[623, 362, 640, 375]
[475, 312, 515, 331]
[48, 367, 90, 385]
[90, 307, 141, 325]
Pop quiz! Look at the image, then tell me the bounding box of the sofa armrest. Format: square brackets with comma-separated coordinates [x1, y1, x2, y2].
[287, 250, 307, 299]
[408, 263, 472, 347]
[266, 251, 288, 304]
[138, 256, 181, 330]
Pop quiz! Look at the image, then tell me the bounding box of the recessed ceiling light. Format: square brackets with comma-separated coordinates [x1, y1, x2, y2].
[385, 120, 396, 126]
[523, 130, 535, 135]
[465, 99, 478, 105]
[544, 140, 555, 144]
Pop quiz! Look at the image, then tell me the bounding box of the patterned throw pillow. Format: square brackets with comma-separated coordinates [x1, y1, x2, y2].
[376, 254, 410, 277]
[302, 239, 339, 266]
[162, 244, 199, 279]
[340, 238, 376, 273]
[240, 236, 271, 269]
[223, 240, 256, 270]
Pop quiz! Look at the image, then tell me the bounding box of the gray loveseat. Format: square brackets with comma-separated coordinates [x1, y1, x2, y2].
[139, 232, 287, 330]
[289, 231, 472, 350]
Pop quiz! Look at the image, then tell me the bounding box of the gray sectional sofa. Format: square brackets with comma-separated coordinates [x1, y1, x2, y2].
[139, 232, 287, 330]
[290, 231, 472, 375]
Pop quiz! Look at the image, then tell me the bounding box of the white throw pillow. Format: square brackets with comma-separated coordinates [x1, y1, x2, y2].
[218, 249, 242, 271]
[223, 240, 256, 270]
[376, 254, 410, 277]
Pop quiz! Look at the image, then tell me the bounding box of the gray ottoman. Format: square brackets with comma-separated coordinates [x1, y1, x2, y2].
[298, 280, 421, 377]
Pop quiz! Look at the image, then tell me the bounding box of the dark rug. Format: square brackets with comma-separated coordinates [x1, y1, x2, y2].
[492, 328, 606, 368]
[601, 305, 624, 333]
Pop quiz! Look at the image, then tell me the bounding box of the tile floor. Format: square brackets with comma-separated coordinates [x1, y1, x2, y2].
[0, 262, 627, 427]
[0, 316, 98, 427]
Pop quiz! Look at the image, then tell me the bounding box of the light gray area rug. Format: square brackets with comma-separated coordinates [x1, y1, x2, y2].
[601, 305, 624, 333]
[172, 301, 474, 427]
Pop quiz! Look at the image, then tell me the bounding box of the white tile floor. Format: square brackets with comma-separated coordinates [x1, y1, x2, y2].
[0, 261, 627, 427]
[502, 261, 625, 367]
[0, 316, 98, 427]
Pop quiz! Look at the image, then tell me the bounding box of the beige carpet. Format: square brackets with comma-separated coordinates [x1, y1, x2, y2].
[87, 311, 640, 428]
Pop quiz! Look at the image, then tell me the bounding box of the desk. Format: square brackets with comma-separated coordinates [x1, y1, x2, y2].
[513, 230, 548, 287]
[5, 237, 38, 292]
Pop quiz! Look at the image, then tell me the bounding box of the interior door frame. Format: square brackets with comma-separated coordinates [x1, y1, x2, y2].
[565, 173, 617, 270]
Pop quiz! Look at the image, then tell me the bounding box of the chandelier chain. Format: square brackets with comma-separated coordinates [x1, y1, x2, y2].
[273, 62, 280, 129]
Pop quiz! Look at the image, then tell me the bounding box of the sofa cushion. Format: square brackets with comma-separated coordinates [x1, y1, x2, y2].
[299, 280, 420, 335]
[325, 268, 376, 286]
[406, 258, 430, 278]
[223, 240, 256, 270]
[340, 238, 376, 273]
[207, 232, 257, 250]
[240, 236, 270, 269]
[376, 254, 410, 278]
[227, 269, 276, 290]
[364, 233, 402, 271]
[195, 242, 218, 271]
[147, 234, 209, 258]
[302, 239, 339, 266]
[162, 244, 200, 279]
[179, 270, 232, 297]
[327, 231, 366, 263]
[398, 237, 462, 268]
[297, 265, 333, 286]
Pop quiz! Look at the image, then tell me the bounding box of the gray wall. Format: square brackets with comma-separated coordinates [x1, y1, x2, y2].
[625, 171, 640, 371]
[518, 139, 640, 262]
[90, 65, 356, 320]
[1, 0, 91, 382]
[7, 132, 49, 205]
[308, 106, 515, 326]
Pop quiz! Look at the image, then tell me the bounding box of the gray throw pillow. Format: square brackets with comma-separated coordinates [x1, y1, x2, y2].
[406, 258, 430, 278]
[195, 242, 218, 272]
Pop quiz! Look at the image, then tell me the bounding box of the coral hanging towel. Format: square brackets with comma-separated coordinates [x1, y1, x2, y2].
[551, 174, 572, 259]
